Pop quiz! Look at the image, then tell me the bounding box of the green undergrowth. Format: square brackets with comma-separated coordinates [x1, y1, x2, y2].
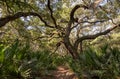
[1, 40, 120, 79]
[0, 40, 66, 79]
[68, 44, 120, 79]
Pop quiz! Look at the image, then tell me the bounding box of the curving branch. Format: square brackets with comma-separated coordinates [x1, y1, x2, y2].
[70, 4, 88, 22]
[0, 12, 54, 28]
[65, 4, 88, 36]
[74, 24, 120, 49]
[47, 0, 57, 28]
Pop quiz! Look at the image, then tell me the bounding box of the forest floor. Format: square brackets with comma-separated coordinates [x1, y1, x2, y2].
[40, 66, 78, 79]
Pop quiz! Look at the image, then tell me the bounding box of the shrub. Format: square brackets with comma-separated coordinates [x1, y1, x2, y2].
[0, 39, 65, 79]
[68, 45, 120, 79]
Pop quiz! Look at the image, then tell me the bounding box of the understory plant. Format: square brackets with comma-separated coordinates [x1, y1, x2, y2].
[0, 39, 65, 79]
[68, 44, 120, 79]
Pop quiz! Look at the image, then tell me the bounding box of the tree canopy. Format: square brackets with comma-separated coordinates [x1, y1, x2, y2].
[1, 0, 120, 79]
[0, 0, 120, 59]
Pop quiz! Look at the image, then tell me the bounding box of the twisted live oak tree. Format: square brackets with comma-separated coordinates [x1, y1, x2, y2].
[0, 0, 119, 59]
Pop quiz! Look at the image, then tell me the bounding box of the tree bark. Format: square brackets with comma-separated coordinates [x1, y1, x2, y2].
[63, 36, 79, 59]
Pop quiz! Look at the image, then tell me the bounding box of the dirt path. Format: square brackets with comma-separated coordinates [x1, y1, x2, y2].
[41, 66, 78, 79]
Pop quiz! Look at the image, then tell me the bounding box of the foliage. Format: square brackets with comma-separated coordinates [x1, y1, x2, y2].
[0, 0, 120, 78]
[0, 39, 65, 79]
[68, 45, 120, 79]
[0, 0, 120, 59]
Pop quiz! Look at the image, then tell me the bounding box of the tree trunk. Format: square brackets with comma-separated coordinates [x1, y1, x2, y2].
[64, 44, 79, 59]
[63, 37, 79, 59]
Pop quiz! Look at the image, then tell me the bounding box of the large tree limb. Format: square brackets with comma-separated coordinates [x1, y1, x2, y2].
[74, 24, 120, 49]
[65, 4, 88, 36]
[70, 4, 88, 22]
[47, 0, 57, 28]
[0, 12, 54, 28]
[63, 5, 89, 57]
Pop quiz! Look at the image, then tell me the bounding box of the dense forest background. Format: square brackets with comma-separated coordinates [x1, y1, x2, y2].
[0, 0, 120, 79]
